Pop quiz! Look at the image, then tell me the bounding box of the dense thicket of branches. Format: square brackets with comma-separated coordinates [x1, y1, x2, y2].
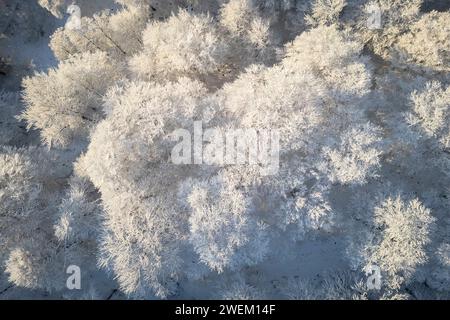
[0, 0, 449, 299]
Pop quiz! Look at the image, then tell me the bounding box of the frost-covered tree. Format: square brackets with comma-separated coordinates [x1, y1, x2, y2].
[50, 4, 150, 61]
[408, 81, 450, 150]
[185, 171, 269, 273]
[0, 146, 63, 290]
[0, 144, 100, 293]
[393, 11, 450, 74]
[349, 196, 436, 291]
[21, 51, 122, 147]
[129, 10, 231, 83]
[305, 0, 346, 26]
[79, 78, 208, 298]
[214, 25, 381, 240]
[74, 25, 383, 298]
[371, 197, 436, 290]
[129, 5, 276, 85]
[307, 0, 450, 77]
[347, 0, 423, 59]
[48, 0, 231, 63]
[0, 147, 47, 260]
[219, 0, 276, 65]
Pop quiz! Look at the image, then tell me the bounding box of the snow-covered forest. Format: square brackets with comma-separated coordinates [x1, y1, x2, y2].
[0, 0, 449, 300]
